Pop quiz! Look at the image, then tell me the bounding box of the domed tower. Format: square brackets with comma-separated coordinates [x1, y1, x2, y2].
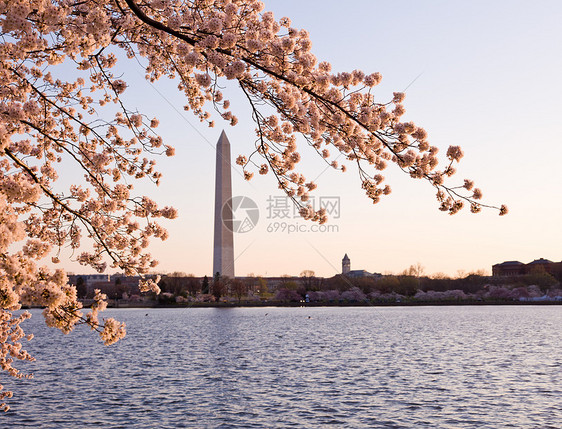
[342, 253, 350, 275]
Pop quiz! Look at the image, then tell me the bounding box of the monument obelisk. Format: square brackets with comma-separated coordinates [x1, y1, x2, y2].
[213, 131, 235, 278]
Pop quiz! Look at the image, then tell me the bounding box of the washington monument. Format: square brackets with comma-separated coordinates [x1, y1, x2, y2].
[213, 131, 235, 278]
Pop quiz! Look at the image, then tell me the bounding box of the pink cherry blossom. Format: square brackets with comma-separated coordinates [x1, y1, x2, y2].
[0, 0, 506, 410]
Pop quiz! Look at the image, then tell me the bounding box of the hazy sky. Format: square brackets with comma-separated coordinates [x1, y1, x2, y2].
[57, 0, 562, 278]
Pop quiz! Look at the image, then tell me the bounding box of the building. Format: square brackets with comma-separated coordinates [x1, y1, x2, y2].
[493, 258, 562, 278]
[491, 261, 525, 276]
[345, 270, 378, 278]
[341, 254, 382, 278]
[342, 254, 350, 274]
[527, 258, 555, 273]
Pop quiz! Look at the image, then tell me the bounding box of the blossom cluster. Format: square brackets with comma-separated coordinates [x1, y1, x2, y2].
[105, 0, 503, 220]
[0, 0, 181, 408]
[0, 0, 505, 410]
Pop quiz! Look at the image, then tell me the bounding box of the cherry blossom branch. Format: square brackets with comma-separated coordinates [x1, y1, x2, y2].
[3, 148, 122, 266]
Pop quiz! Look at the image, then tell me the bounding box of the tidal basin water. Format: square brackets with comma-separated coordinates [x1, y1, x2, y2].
[4, 306, 561, 428]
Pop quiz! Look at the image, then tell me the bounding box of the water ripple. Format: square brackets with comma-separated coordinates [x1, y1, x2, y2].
[3, 306, 561, 428]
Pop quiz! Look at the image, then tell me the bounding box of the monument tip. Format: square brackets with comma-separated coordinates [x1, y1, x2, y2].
[217, 130, 230, 146]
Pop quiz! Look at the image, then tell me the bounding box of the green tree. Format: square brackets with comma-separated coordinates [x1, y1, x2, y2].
[524, 270, 558, 293]
[201, 276, 210, 295]
[186, 275, 200, 297]
[257, 277, 269, 298]
[396, 276, 419, 296]
[212, 273, 227, 301]
[75, 277, 87, 299]
[376, 276, 400, 294]
[230, 279, 247, 303]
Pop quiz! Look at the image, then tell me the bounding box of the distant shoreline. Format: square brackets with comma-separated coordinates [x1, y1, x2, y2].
[72, 299, 562, 309]
[20, 300, 561, 311]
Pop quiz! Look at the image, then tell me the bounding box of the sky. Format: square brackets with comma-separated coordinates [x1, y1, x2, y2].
[56, 0, 562, 278]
